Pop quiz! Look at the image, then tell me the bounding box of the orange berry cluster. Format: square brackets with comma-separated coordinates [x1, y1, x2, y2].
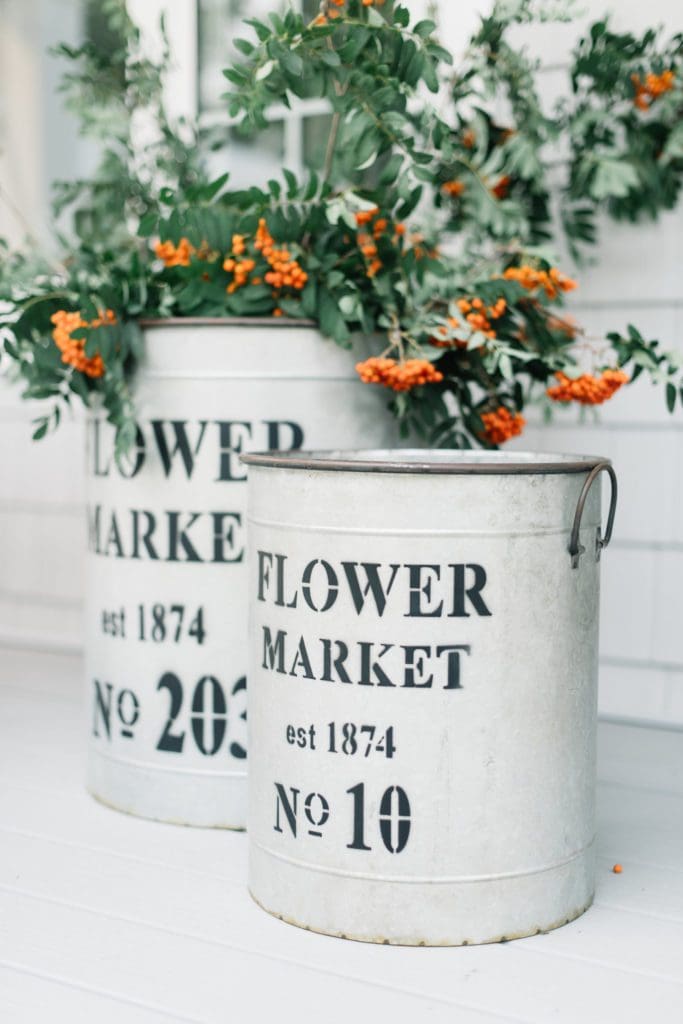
[456, 296, 507, 338]
[51, 309, 115, 379]
[154, 223, 307, 312]
[314, 0, 344, 25]
[481, 406, 526, 445]
[354, 207, 405, 278]
[632, 70, 675, 110]
[254, 218, 308, 293]
[223, 233, 257, 294]
[547, 369, 629, 405]
[356, 356, 444, 392]
[154, 237, 194, 267]
[223, 255, 256, 293]
[442, 179, 465, 198]
[503, 265, 577, 300]
[431, 297, 506, 349]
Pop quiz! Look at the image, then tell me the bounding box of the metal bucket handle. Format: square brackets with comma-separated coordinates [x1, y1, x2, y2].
[569, 461, 617, 569]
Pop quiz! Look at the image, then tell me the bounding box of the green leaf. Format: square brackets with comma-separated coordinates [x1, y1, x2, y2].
[255, 59, 275, 81]
[591, 158, 640, 201]
[365, 8, 386, 28]
[233, 38, 255, 56]
[244, 18, 271, 41]
[277, 45, 303, 77]
[3, 338, 19, 360]
[223, 67, 247, 85]
[32, 419, 49, 440]
[666, 380, 677, 412]
[414, 19, 437, 38]
[320, 49, 341, 68]
[137, 211, 158, 237]
[393, 5, 410, 28]
[318, 288, 349, 345]
[661, 123, 683, 164]
[339, 29, 369, 61]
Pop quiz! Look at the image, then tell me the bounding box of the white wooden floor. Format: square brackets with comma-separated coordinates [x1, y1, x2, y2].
[1, 648, 683, 1024]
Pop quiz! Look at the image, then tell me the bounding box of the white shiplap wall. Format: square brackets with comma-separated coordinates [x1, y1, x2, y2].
[0, 0, 681, 726]
[500, 0, 683, 727]
[0, 0, 86, 653]
[0, 381, 84, 650]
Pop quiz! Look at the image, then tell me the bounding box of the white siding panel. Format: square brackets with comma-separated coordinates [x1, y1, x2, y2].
[598, 662, 670, 723]
[0, 595, 82, 651]
[0, 509, 84, 604]
[664, 670, 683, 726]
[651, 550, 683, 666]
[600, 547, 656, 663]
[0, 419, 84, 505]
[567, 210, 683, 305]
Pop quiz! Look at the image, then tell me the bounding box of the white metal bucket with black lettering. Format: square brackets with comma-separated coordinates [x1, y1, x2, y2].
[243, 449, 617, 944]
[85, 321, 397, 828]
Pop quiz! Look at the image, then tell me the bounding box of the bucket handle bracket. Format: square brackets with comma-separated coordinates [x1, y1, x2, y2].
[569, 461, 617, 569]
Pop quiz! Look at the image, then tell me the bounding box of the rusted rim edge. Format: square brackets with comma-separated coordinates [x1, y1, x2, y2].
[138, 316, 317, 328]
[241, 450, 611, 476]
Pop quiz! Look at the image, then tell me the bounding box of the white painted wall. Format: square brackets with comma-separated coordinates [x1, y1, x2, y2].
[0, 0, 87, 651]
[500, 0, 683, 728]
[0, 0, 681, 728]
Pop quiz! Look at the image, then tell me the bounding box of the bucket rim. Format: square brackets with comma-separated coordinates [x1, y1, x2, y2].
[241, 449, 611, 475]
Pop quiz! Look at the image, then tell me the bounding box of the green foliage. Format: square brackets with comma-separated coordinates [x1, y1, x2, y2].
[1, 0, 682, 451]
[564, 20, 683, 238]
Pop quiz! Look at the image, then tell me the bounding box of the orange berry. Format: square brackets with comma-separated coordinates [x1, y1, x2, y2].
[154, 237, 194, 267]
[547, 369, 629, 406]
[481, 407, 525, 445]
[51, 308, 115, 379]
[443, 179, 465, 197]
[354, 208, 379, 226]
[491, 175, 511, 200]
[356, 356, 443, 391]
[503, 264, 577, 298]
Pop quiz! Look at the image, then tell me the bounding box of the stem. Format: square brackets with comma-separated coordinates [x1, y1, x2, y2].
[323, 110, 342, 182]
[322, 29, 347, 184]
[15, 290, 72, 314]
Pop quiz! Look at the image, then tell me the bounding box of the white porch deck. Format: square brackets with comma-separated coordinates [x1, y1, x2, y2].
[1, 646, 682, 1023]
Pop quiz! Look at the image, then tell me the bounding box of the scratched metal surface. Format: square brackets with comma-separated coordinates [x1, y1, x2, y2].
[1, 646, 682, 1023]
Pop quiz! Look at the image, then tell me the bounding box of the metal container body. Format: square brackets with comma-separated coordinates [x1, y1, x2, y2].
[245, 450, 609, 944]
[85, 323, 397, 828]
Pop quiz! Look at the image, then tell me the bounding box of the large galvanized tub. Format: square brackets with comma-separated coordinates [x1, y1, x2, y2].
[84, 322, 397, 828]
[243, 449, 617, 945]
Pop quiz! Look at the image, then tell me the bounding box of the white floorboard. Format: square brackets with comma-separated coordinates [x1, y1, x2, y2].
[1, 647, 682, 1023]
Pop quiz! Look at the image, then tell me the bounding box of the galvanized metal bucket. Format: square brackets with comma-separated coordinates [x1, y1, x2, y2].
[84, 322, 398, 828]
[243, 449, 617, 944]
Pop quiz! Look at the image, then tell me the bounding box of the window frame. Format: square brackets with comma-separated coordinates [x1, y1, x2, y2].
[131, 0, 332, 177]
